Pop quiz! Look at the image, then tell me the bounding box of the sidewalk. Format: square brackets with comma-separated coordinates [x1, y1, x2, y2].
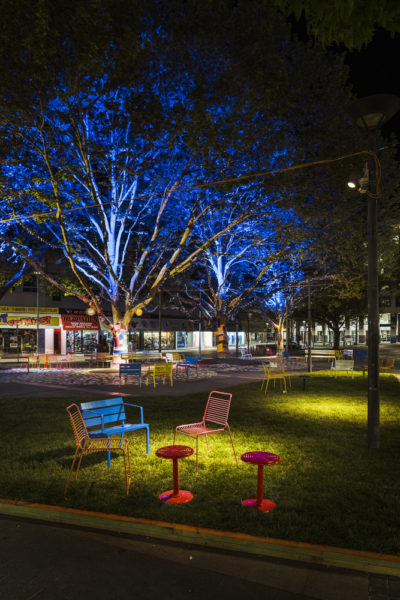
[0, 514, 359, 600]
[1, 499, 400, 600]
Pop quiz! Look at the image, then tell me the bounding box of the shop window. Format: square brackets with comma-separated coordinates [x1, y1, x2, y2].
[66, 330, 98, 353]
[143, 331, 174, 350]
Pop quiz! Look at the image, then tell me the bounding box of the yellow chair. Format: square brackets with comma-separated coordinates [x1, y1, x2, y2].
[64, 403, 131, 498]
[95, 352, 112, 367]
[37, 353, 50, 369]
[274, 358, 292, 388]
[379, 358, 395, 372]
[29, 354, 39, 369]
[261, 362, 287, 394]
[145, 362, 173, 387]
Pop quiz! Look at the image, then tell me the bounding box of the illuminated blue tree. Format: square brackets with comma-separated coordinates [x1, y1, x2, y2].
[0, 0, 365, 358]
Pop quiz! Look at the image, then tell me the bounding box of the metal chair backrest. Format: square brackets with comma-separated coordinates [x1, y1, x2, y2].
[66, 403, 89, 448]
[184, 356, 198, 365]
[119, 363, 141, 376]
[262, 362, 269, 375]
[154, 363, 173, 376]
[203, 391, 232, 427]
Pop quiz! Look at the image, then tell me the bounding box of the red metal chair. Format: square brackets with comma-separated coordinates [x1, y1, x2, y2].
[64, 403, 132, 498]
[173, 390, 237, 473]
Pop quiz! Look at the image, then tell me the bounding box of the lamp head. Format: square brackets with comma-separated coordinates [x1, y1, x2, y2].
[346, 94, 400, 130]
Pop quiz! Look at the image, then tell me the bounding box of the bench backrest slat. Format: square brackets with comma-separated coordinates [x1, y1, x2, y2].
[184, 356, 198, 365]
[334, 360, 354, 369]
[80, 397, 126, 428]
[119, 364, 141, 375]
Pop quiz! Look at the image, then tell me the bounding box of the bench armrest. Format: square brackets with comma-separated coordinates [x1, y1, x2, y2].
[124, 402, 144, 423]
[81, 408, 106, 431]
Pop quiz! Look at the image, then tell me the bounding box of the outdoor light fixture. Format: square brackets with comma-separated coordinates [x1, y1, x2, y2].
[346, 94, 400, 130]
[347, 178, 357, 189]
[85, 306, 96, 316]
[135, 308, 143, 317]
[346, 93, 400, 450]
[347, 165, 369, 193]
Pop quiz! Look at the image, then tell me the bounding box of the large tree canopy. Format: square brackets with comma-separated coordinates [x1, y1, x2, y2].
[0, 0, 385, 356]
[274, 0, 400, 49]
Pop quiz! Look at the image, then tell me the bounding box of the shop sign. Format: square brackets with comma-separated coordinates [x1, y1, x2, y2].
[60, 314, 100, 331]
[0, 314, 59, 328]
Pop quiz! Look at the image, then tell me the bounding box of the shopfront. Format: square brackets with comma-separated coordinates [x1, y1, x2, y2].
[0, 307, 60, 354]
[60, 313, 100, 353]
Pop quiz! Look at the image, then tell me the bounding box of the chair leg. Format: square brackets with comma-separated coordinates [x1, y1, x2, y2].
[123, 444, 132, 496]
[173, 429, 177, 444]
[227, 426, 238, 465]
[195, 438, 199, 474]
[75, 448, 85, 479]
[204, 433, 209, 451]
[64, 447, 80, 498]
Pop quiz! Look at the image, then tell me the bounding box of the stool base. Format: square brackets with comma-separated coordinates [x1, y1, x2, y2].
[159, 489, 193, 503]
[242, 498, 276, 512]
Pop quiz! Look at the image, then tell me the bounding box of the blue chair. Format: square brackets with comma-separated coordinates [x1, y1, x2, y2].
[119, 362, 142, 386]
[79, 397, 149, 467]
[176, 356, 199, 378]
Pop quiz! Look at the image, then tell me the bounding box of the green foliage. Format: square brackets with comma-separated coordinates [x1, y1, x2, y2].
[1, 375, 400, 553]
[275, 0, 400, 49]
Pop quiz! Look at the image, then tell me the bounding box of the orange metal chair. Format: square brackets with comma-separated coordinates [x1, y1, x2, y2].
[64, 403, 131, 498]
[174, 390, 237, 473]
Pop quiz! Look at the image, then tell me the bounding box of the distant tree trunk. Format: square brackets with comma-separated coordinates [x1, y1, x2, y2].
[332, 325, 341, 350]
[111, 324, 129, 365]
[215, 313, 229, 354]
[270, 317, 284, 355]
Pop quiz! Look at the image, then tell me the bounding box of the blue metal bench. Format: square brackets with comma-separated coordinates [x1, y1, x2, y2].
[79, 397, 149, 467]
[119, 363, 142, 386]
[176, 356, 199, 377]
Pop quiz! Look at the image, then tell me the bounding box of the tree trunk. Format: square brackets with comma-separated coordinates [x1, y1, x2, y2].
[111, 324, 129, 365]
[333, 325, 341, 350]
[276, 318, 284, 355]
[215, 314, 229, 355]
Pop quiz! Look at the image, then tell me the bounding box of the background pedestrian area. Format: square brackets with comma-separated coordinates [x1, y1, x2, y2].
[0, 359, 262, 391]
[0, 356, 310, 395]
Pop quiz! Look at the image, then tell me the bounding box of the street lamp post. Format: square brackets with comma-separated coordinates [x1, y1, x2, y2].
[346, 94, 400, 449]
[247, 312, 252, 353]
[34, 271, 40, 353]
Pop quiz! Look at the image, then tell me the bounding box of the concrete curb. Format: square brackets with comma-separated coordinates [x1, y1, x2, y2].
[1, 498, 399, 577]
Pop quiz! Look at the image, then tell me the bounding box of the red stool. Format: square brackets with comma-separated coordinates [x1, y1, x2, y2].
[155, 445, 194, 504]
[241, 451, 281, 512]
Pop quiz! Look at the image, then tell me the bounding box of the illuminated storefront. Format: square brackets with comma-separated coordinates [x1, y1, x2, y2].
[0, 307, 60, 354]
[60, 313, 100, 353]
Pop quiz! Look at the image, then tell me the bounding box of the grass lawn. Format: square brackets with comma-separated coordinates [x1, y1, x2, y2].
[1, 370, 400, 555]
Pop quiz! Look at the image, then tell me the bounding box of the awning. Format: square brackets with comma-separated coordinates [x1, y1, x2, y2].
[60, 314, 100, 331]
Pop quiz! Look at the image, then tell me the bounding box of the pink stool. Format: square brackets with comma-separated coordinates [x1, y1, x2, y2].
[155, 445, 194, 503]
[241, 451, 281, 512]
